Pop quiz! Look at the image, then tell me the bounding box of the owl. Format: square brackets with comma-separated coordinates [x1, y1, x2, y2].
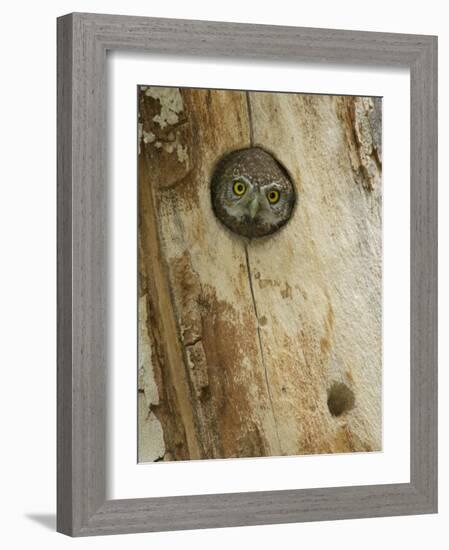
[210, 147, 296, 239]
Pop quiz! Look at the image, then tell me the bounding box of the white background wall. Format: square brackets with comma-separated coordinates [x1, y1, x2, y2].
[0, 1, 445, 548]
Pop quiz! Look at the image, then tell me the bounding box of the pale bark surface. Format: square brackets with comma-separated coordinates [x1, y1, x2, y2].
[138, 86, 382, 462]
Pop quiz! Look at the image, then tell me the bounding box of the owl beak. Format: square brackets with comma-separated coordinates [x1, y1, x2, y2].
[249, 195, 260, 219]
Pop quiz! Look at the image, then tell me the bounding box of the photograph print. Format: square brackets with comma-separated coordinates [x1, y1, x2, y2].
[137, 85, 382, 463]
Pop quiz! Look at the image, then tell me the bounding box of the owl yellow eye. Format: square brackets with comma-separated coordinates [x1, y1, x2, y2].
[267, 189, 280, 204]
[233, 181, 247, 196]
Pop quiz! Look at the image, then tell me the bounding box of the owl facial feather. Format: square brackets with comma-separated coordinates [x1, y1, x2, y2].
[211, 147, 296, 238]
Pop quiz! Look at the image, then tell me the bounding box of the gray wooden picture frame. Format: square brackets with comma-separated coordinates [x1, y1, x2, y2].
[57, 12, 438, 536]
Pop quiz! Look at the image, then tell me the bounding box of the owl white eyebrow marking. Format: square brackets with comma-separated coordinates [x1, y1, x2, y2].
[262, 181, 281, 189]
[232, 174, 251, 185]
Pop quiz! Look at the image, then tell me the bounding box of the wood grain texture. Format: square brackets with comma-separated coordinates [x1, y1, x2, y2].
[246, 92, 382, 456]
[409, 38, 438, 507]
[57, 12, 437, 536]
[57, 14, 74, 535]
[138, 88, 382, 462]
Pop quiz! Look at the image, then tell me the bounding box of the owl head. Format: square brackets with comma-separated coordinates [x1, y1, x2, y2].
[210, 147, 296, 238]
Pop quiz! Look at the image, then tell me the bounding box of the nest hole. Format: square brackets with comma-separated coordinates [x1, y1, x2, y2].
[327, 382, 355, 417]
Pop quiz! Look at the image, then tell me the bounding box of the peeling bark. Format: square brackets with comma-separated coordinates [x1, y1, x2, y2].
[138, 87, 382, 461]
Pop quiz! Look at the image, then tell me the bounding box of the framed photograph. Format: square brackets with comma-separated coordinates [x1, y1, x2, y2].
[57, 12, 437, 536]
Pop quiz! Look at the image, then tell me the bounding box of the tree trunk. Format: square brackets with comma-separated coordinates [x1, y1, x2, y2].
[138, 86, 382, 462]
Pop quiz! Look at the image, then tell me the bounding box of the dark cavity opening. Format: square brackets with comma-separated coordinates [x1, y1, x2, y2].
[327, 382, 355, 417]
